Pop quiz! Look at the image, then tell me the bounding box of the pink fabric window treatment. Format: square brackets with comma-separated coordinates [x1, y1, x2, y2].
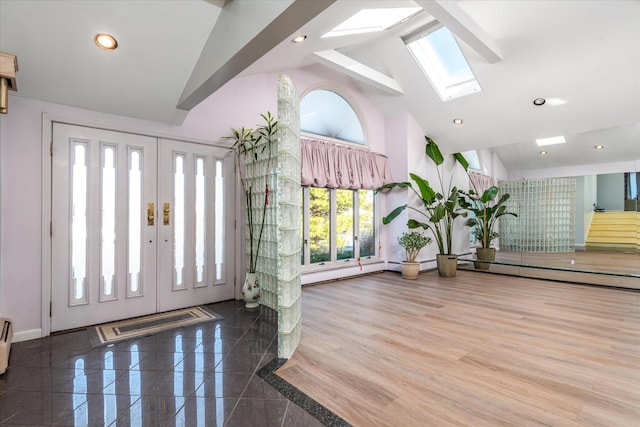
[301, 137, 393, 190]
[469, 170, 495, 195]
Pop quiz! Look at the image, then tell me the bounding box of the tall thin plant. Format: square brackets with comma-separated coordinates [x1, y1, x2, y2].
[228, 112, 278, 273]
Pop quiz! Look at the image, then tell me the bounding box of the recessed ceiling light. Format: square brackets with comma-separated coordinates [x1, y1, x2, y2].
[94, 33, 118, 50]
[539, 150, 548, 155]
[536, 135, 566, 146]
[292, 35, 307, 43]
[533, 97, 546, 106]
[595, 144, 604, 149]
[453, 118, 463, 125]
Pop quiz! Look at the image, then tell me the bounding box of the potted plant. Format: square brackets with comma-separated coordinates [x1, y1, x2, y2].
[458, 185, 517, 269]
[227, 112, 277, 307]
[398, 231, 432, 279]
[379, 136, 468, 277]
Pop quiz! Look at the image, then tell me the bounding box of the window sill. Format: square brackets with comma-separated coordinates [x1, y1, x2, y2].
[301, 258, 385, 285]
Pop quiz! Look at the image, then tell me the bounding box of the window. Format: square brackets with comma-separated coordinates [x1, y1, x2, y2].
[300, 90, 365, 145]
[299, 89, 380, 269]
[461, 150, 481, 171]
[322, 7, 422, 38]
[308, 187, 330, 263]
[301, 188, 377, 267]
[404, 23, 481, 101]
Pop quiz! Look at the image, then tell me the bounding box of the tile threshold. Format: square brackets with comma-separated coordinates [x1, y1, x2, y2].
[257, 357, 351, 427]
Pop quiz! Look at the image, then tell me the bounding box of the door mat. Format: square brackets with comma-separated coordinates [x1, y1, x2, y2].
[87, 306, 222, 348]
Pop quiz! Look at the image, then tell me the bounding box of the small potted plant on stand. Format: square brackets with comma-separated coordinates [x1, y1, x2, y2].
[398, 231, 432, 279]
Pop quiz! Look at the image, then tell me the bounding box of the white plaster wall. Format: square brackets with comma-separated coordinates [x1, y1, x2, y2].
[381, 113, 411, 268]
[388, 114, 470, 263]
[0, 75, 279, 338]
[506, 159, 639, 180]
[0, 67, 390, 336]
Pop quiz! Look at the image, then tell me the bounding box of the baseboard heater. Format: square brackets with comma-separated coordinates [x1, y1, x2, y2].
[0, 318, 12, 374]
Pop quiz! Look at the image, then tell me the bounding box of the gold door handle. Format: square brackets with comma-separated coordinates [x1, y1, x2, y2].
[147, 202, 155, 226]
[163, 203, 170, 225]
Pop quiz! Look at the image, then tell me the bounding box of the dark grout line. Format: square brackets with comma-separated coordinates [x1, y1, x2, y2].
[257, 357, 351, 427]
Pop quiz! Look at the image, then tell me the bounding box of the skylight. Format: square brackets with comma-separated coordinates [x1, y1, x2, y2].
[461, 150, 482, 171]
[404, 24, 481, 101]
[535, 136, 566, 146]
[323, 7, 421, 38]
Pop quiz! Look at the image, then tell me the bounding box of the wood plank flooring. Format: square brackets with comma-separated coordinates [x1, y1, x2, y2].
[276, 271, 640, 426]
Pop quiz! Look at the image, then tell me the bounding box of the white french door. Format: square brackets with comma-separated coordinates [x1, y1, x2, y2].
[51, 124, 234, 332]
[156, 138, 233, 312]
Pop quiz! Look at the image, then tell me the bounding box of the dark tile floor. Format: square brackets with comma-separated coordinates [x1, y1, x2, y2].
[0, 300, 324, 426]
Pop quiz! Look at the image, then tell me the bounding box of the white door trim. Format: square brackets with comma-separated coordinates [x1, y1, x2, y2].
[40, 113, 235, 337]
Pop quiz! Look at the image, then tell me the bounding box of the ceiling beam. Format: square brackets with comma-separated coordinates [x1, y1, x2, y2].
[415, 0, 502, 63]
[311, 50, 404, 96]
[203, 0, 228, 7]
[178, 0, 336, 111]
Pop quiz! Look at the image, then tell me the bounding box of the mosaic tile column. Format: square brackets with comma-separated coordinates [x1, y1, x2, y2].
[275, 75, 301, 359]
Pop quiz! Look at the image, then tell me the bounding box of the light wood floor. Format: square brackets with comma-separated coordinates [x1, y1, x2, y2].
[277, 271, 640, 426]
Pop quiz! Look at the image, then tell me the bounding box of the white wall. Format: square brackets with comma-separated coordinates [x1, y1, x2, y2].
[506, 159, 639, 181]
[597, 173, 625, 211]
[1, 94, 263, 338]
[0, 67, 391, 336]
[382, 113, 470, 270]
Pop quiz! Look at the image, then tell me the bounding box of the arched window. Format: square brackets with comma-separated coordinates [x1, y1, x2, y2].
[299, 89, 381, 270]
[300, 89, 365, 145]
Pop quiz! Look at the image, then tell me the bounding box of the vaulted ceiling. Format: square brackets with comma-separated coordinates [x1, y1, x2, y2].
[1, 0, 638, 171]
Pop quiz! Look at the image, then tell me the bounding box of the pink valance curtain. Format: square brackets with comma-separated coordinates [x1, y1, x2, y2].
[469, 170, 495, 195]
[301, 137, 393, 190]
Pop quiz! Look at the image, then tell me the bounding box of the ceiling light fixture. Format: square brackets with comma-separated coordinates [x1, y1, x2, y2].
[536, 135, 566, 146]
[533, 97, 546, 106]
[453, 118, 463, 125]
[292, 35, 307, 43]
[539, 150, 548, 155]
[595, 144, 604, 149]
[94, 33, 118, 51]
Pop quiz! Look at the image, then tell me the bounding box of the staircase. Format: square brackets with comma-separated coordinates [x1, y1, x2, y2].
[586, 211, 640, 252]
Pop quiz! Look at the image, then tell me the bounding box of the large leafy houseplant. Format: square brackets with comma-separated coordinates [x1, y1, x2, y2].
[378, 136, 468, 276]
[458, 180, 517, 269]
[228, 112, 278, 274]
[458, 185, 517, 250]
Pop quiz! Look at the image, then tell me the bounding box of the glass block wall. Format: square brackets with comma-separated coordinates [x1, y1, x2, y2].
[275, 75, 302, 359]
[244, 129, 278, 310]
[499, 177, 576, 252]
[243, 75, 301, 358]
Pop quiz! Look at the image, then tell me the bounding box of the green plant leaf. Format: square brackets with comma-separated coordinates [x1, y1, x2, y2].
[375, 182, 412, 194]
[424, 136, 444, 166]
[382, 205, 407, 224]
[407, 219, 431, 230]
[453, 152, 469, 171]
[430, 204, 446, 223]
[480, 186, 499, 203]
[409, 173, 436, 203]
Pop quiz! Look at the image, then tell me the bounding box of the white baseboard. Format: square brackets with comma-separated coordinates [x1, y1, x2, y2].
[12, 328, 42, 343]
